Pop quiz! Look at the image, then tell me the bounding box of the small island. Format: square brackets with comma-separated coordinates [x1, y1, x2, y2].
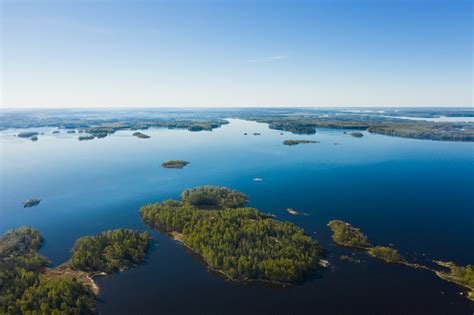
[367, 246, 404, 263]
[17, 131, 39, 138]
[78, 135, 95, 141]
[350, 132, 364, 137]
[140, 186, 322, 284]
[283, 140, 319, 146]
[327, 220, 372, 248]
[162, 160, 190, 169]
[133, 132, 151, 139]
[52, 130, 60, 134]
[23, 198, 41, 208]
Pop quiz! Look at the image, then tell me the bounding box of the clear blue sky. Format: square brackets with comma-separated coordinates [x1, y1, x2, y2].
[1, 0, 472, 108]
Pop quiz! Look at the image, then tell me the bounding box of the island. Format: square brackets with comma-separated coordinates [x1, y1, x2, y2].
[30, 136, 38, 141]
[367, 246, 404, 263]
[78, 135, 95, 141]
[67, 130, 76, 133]
[133, 132, 151, 139]
[433, 261, 474, 301]
[23, 198, 41, 207]
[52, 130, 60, 134]
[70, 229, 150, 273]
[17, 131, 39, 138]
[161, 160, 190, 169]
[140, 186, 322, 284]
[327, 220, 372, 248]
[283, 140, 319, 146]
[350, 132, 364, 137]
[0, 227, 151, 314]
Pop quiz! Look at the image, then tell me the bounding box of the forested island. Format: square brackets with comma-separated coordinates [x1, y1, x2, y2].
[23, 198, 41, 208]
[162, 160, 189, 169]
[133, 132, 150, 139]
[367, 246, 404, 263]
[0, 227, 151, 314]
[327, 220, 372, 248]
[17, 131, 39, 138]
[140, 186, 322, 284]
[350, 132, 364, 137]
[283, 140, 319, 146]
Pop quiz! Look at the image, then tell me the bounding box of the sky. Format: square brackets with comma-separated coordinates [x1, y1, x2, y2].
[1, 0, 472, 108]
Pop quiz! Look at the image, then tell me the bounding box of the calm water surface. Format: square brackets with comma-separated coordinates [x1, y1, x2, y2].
[1, 119, 473, 314]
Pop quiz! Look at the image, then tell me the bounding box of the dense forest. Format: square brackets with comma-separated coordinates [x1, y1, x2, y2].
[327, 220, 372, 248]
[140, 187, 321, 284]
[180, 186, 248, 209]
[70, 229, 150, 273]
[0, 227, 95, 314]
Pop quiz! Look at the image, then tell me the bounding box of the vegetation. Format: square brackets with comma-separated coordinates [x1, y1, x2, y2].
[17, 131, 39, 138]
[78, 135, 95, 141]
[327, 220, 372, 248]
[140, 187, 321, 284]
[162, 160, 190, 169]
[132, 132, 150, 139]
[244, 115, 474, 142]
[367, 246, 404, 263]
[23, 198, 41, 208]
[0, 227, 96, 314]
[283, 140, 319, 146]
[434, 261, 474, 301]
[350, 132, 363, 137]
[180, 186, 248, 209]
[70, 229, 150, 273]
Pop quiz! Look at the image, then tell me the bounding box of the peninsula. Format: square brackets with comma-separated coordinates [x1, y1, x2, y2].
[0, 227, 151, 314]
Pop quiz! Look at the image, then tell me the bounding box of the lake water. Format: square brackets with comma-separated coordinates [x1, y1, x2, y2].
[1, 119, 473, 314]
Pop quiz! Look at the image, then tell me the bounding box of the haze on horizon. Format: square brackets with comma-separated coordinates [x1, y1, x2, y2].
[1, 0, 472, 109]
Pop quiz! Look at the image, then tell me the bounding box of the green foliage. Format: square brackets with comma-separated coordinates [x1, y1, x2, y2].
[283, 140, 318, 146]
[161, 160, 189, 169]
[180, 186, 248, 209]
[327, 220, 372, 248]
[0, 227, 95, 315]
[367, 246, 404, 263]
[70, 229, 150, 273]
[140, 187, 321, 284]
[15, 276, 95, 315]
[448, 265, 474, 288]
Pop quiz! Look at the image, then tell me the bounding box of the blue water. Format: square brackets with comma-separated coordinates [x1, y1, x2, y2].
[1, 119, 473, 314]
